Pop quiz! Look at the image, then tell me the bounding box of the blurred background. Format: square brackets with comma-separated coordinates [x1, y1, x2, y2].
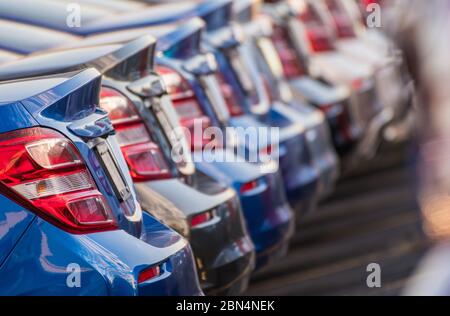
[246, 0, 449, 296]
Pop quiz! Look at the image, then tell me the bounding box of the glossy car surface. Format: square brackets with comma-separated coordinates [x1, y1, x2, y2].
[0, 67, 202, 296]
[233, 0, 340, 198]
[0, 2, 297, 269]
[0, 30, 256, 295]
[261, 0, 387, 159]
[0, 1, 322, 214]
[71, 18, 295, 268]
[261, 0, 362, 155]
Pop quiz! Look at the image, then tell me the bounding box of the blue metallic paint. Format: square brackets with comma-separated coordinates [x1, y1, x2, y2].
[0, 68, 202, 295]
[0, 212, 201, 296]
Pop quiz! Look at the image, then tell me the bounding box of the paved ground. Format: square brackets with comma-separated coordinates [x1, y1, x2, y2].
[246, 143, 430, 296]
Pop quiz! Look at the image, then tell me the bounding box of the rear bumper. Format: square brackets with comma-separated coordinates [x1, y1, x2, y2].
[256, 235, 291, 270]
[200, 241, 255, 296]
[287, 76, 362, 154]
[0, 213, 203, 296]
[323, 104, 362, 154]
[195, 152, 294, 271]
[139, 179, 255, 295]
[280, 148, 321, 215]
[228, 115, 321, 216]
[253, 203, 295, 269]
[314, 150, 340, 198]
[349, 78, 395, 158]
[283, 164, 320, 215]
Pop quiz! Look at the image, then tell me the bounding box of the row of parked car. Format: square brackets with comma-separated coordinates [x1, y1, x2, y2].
[0, 0, 412, 296]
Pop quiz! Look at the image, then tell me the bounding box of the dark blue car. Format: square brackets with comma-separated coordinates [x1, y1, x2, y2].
[0, 63, 202, 295]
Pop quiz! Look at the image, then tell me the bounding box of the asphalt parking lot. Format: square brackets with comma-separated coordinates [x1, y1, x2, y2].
[247, 143, 430, 296]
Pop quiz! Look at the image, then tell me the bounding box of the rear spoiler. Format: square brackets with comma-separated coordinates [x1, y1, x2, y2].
[0, 68, 105, 134]
[0, 36, 157, 82]
[156, 19, 205, 59]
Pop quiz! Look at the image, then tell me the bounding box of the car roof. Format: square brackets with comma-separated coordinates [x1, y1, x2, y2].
[0, 0, 231, 35]
[0, 19, 80, 54]
[0, 0, 112, 33]
[64, 18, 205, 54]
[0, 36, 156, 81]
[0, 49, 21, 64]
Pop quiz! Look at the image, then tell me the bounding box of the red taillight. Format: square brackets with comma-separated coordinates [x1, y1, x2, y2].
[190, 210, 214, 228]
[306, 27, 335, 52]
[157, 66, 214, 150]
[271, 25, 305, 79]
[214, 71, 244, 116]
[351, 78, 364, 91]
[0, 127, 116, 234]
[240, 180, 260, 194]
[99, 87, 172, 182]
[138, 265, 161, 284]
[298, 3, 335, 52]
[362, 0, 382, 7]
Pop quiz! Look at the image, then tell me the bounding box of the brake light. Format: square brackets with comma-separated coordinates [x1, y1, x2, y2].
[240, 180, 260, 194]
[298, 3, 335, 52]
[271, 25, 305, 79]
[157, 66, 214, 150]
[0, 127, 116, 234]
[325, 0, 356, 38]
[190, 210, 214, 228]
[214, 71, 244, 116]
[351, 78, 364, 91]
[306, 28, 335, 52]
[99, 87, 172, 182]
[359, 0, 384, 22]
[138, 265, 161, 284]
[362, 0, 382, 8]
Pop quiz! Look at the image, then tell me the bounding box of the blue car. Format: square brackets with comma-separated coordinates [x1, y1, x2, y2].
[138, 0, 323, 212]
[73, 18, 296, 268]
[0, 0, 322, 214]
[0, 27, 258, 294]
[0, 10, 295, 273]
[0, 65, 202, 295]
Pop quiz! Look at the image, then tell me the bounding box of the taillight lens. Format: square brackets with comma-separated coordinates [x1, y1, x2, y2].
[157, 66, 214, 150]
[325, 0, 356, 38]
[190, 210, 215, 228]
[362, 0, 382, 8]
[240, 180, 260, 194]
[351, 78, 365, 91]
[0, 127, 116, 233]
[305, 27, 335, 52]
[138, 265, 162, 284]
[214, 71, 244, 116]
[298, 3, 335, 52]
[271, 25, 305, 79]
[99, 87, 172, 182]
